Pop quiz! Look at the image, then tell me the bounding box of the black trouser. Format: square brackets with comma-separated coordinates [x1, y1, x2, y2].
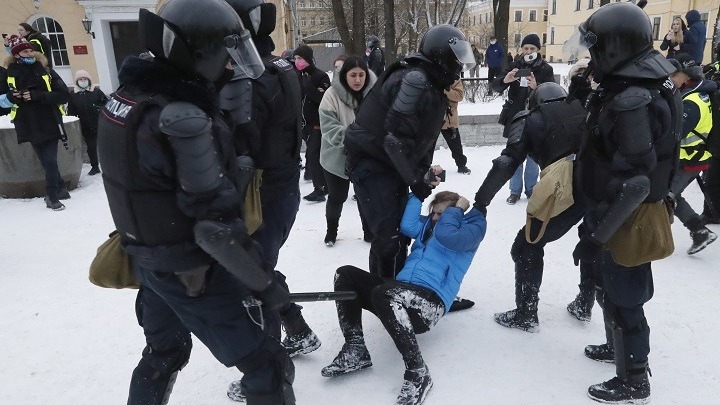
[324, 169, 371, 235]
[305, 127, 326, 191]
[440, 128, 467, 168]
[81, 129, 99, 168]
[511, 200, 591, 306]
[31, 139, 62, 200]
[702, 156, 720, 219]
[670, 168, 704, 230]
[348, 158, 410, 279]
[333, 265, 444, 370]
[129, 260, 288, 404]
[598, 251, 653, 369]
[487, 67, 500, 94]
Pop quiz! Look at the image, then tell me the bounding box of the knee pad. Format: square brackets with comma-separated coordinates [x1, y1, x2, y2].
[128, 342, 191, 405]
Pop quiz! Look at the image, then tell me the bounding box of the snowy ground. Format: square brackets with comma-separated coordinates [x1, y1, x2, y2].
[1, 144, 719, 405]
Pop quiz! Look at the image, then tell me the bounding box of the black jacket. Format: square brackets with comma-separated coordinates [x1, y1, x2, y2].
[67, 85, 107, 138]
[2, 54, 69, 145]
[0, 66, 10, 116]
[298, 64, 330, 135]
[368, 46, 386, 77]
[345, 57, 449, 182]
[492, 57, 555, 125]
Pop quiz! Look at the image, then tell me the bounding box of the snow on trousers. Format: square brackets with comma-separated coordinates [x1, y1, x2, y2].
[333, 265, 444, 370]
[128, 258, 292, 405]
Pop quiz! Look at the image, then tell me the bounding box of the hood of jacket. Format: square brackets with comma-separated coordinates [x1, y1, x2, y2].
[686, 10, 701, 24]
[332, 69, 377, 109]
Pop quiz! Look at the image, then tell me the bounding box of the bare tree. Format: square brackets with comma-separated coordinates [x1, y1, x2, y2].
[493, 0, 511, 67]
[384, 0, 397, 63]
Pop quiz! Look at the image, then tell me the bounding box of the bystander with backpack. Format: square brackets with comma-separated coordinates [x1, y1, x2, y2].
[668, 53, 718, 254]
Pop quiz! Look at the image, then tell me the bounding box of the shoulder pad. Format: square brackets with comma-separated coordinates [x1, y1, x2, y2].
[510, 109, 531, 122]
[159, 101, 211, 138]
[505, 112, 527, 145]
[610, 87, 652, 111]
[402, 70, 430, 90]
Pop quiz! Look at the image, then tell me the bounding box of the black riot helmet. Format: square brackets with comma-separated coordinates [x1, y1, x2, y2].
[527, 83, 567, 110]
[225, 0, 277, 38]
[563, 2, 652, 81]
[419, 24, 475, 81]
[139, 0, 264, 83]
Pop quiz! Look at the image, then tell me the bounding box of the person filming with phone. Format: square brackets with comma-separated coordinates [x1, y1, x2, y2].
[492, 34, 554, 205]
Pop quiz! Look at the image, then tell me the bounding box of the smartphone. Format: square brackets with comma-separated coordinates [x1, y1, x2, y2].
[425, 169, 446, 182]
[516, 68, 531, 78]
[437, 169, 446, 182]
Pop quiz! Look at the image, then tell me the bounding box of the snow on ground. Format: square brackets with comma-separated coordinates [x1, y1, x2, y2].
[1, 144, 719, 405]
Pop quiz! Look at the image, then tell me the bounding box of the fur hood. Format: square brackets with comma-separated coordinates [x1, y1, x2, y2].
[331, 69, 377, 110]
[3, 52, 49, 69]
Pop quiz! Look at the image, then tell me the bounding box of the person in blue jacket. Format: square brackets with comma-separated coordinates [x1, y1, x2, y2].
[321, 190, 487, 405]
[684, 10, 707, 64]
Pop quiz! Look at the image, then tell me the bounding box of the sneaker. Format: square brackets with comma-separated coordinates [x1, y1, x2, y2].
[303, 189, 326, 202]
[584, 343, 615, 363]
[321, 342, 372, 377]
[395, 366, 433, 405]
[282, 329, 321, 358]
[458, 166, 472, 175]
[587, 375, 650, 404]
[448, 296, 475, 312]
[88, 166, 101, 176]
[687, 227, 717, 255]
[493, 308, 538, 332]
[44, 197, 65, 211]
[226, 380, 246, 402]
[506, 193, 520, 205]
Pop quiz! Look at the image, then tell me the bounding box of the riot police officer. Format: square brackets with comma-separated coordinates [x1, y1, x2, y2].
[97, 1, 294, 403]
[565, 3, 681, 403]
[344, 24, 476, 281]
[474, 83, 593, 331]
[220, 0, 319, 400]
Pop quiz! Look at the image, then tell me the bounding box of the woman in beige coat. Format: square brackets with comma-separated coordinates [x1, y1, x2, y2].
[440, 80, 471, 174]
[319, 55, 377, 246]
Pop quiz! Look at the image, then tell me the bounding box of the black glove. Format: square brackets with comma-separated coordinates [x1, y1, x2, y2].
[410, 181, 432, 201]
[572, 235, 603, 266]
[473, 202, 487, 217]
[28, 90, 45, 103]
[257, 280, 290, 312]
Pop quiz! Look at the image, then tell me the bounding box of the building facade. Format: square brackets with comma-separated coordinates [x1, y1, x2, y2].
[1, 0, 291, 94]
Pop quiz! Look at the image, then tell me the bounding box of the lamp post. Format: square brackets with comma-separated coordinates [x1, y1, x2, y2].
[82, 15, 95, 39]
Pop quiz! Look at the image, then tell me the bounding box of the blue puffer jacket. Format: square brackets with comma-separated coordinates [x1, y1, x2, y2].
[396, 194, 487, 313]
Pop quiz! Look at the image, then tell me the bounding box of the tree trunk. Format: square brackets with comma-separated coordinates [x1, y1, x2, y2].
[385, 0, 397, 64]
[713, 4, 720, 63]
[493, 0, 510, 68]
[352, 0, 366, 55]
[331, 0, 354, 52]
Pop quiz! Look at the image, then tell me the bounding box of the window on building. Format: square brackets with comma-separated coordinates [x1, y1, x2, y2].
[552, 0, 557, 14]
[514, 33, 521, 48]
[298, 1, 304, 7]
[652, 16, 661, 40]
[543, 9, 548, 21]
[542, 33, 547, 45]
[700, 12, 709, 28]
[550, 27, 555, 44]
[588, 0, 594, 9]
[319, 15, 325, 26]
[575, 0, 581, 11]
[529, 10, 537, 22]
[300, 16, 306, 27]
[490, 14, 492, 23]
[30, 16, 69, 67]
[514, 10, 522, 22]
[310, 16, 316, 26]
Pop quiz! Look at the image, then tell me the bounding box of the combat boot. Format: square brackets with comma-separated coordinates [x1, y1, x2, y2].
[588, 363, 650, 404]
[321, 341, 372, 377]
[282, 314, 321, 357]
[567, 282, 596, 322]
[687, 227, 717, 255]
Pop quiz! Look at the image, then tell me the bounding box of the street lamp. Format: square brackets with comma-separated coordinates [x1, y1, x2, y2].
[82, 15, 95, 39]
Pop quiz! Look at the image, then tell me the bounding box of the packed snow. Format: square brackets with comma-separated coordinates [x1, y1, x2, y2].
[1, 143, 719, 404]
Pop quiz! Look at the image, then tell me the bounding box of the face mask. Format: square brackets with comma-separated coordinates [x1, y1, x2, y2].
[295, 59, 310, 71]
[77, 79, 90, 89]
[523, 52, 538, 63]
[19, 56, 36, 65]
[490, 40, 497, 45]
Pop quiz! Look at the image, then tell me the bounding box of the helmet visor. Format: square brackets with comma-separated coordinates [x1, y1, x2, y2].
[449, 37, 476, 72]
[225, 31, 264, 80]
[562, 23, 597, 60]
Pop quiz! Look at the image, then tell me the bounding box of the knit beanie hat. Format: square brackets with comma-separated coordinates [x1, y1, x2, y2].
[669, 52, 703, 81]
[521, 34, 541, 50]
[8, 35, 33, 56]
[74, 70, 92, 82]
[293, 44, 314, 64]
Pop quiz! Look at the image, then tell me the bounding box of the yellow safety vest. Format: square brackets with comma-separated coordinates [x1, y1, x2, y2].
[680, 91, 713, 164]
[7, 72, 66, 122]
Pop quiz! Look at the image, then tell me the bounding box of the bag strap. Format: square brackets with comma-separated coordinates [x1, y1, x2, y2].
[525, 195, 557, 244]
